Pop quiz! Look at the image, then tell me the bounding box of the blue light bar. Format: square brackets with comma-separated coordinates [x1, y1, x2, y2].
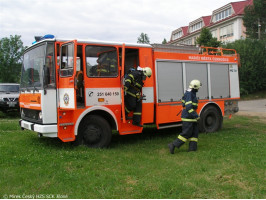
[41, 34, 55, 40]
[32, 34, 55, 44]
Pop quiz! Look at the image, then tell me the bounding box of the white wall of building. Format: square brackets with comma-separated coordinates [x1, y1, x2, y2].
[172, 16, 245, 45]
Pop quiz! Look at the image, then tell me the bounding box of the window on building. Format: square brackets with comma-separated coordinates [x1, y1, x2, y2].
[211, 30, 217, 38]
[193, 37, 197, 45]
[183, 39, 192, 45]
[173, 31, 183, 40]
[215, 7, 232, 22]
[191, 21, 202, 32]
[220, 24, 234, 39]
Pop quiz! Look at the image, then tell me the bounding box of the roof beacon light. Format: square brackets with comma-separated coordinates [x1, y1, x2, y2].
[41, 34, 55, 40]
[32, 34, 55, 45]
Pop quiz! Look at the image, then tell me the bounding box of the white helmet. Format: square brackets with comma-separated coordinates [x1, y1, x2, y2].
[143, 67, 152, 78]
[189, 80, 202, 90]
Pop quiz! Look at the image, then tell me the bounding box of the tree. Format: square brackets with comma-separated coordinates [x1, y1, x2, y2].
[137, 33, 150, 44]
[162, 38, 168, 44]
[0, 35, 26, 83]
[224, 39, 266, 95]
[196, 27, 221, 47]
[243, 0, 266, 40]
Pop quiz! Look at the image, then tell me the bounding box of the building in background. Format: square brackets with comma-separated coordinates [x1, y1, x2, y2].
[169, 0, 253, 46]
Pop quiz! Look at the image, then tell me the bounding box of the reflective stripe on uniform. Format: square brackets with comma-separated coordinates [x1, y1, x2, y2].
[126, 91, 136, 98]
[178, 135, 187, 142]
[125, 106, 130, 113]
[133, 112, 141, 115]
[181, 118, 197, 122]
[188, 109, 194, 113]
[189, 137, 198, 142]
[125, 79, 131, 84]
[129, 74, 134, 80]
[185, 101, 192, 105]
[136, 82, 142, 88]
[97, 69, 108, 72]
[185, 101, 198, 106]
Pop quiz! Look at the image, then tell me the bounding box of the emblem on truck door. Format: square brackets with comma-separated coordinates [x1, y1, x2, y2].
[63, 93, 70, 106]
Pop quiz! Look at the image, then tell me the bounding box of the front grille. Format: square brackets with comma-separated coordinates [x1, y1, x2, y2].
[21, 108, 42, 123]
[3, 98, 18, 102]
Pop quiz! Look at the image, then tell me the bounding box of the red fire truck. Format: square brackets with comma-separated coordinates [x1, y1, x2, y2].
[19, 35, 240, 148]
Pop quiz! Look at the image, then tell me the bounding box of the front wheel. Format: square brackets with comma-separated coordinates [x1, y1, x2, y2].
[76, 115, 112, 148]
[199, 105, 223, 133]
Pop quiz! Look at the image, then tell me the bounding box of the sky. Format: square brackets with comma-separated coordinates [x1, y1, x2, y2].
[0, 0, 242, 47]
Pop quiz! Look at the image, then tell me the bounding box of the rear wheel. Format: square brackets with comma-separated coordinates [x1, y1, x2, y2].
[75, 115, 112, 148]
[199, 105, 223, 133]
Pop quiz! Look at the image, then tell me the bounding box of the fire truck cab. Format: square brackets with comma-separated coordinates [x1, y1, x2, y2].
[19, 35, 240, 148]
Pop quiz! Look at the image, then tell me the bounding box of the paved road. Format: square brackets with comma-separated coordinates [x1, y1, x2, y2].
[236, 99, 266, 117]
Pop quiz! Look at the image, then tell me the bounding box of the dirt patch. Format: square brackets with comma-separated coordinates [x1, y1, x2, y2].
[237, 99, 266, 118]
[236, 111, 266, 123]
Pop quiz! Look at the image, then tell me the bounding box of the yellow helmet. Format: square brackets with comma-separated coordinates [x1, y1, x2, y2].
[189, 80, 202, 90]
[143, 67, 152, 78]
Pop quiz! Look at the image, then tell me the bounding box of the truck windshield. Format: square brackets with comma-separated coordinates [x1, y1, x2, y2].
[0, 85, 19, 92]
[20, 43, 55, 89]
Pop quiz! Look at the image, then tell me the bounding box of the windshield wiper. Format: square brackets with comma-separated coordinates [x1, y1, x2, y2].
[32, 83, 39, 93]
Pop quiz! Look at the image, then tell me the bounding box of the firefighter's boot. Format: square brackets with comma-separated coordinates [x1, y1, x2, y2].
[188, 141, 197, 152]
[168, 143, 175, 154]
[173, 138, 185, 149]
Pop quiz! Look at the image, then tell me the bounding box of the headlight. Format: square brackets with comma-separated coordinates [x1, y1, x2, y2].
[0, 97, 4, 102]
[39, 112, 43, 120]
[21, 109, 25, 117]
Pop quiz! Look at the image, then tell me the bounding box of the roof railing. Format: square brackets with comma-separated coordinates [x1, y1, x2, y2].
[200, 46, 237, 56]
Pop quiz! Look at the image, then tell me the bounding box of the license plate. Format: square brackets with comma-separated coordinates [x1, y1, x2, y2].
[23, 123, 30, 130]
[7, 102, 16, 107]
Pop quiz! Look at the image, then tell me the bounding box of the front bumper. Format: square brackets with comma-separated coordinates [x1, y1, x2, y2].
[0, 101, 19, 110]
[19, 120, 58, 138]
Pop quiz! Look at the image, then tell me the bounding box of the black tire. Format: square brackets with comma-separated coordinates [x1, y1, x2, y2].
[75, 115, 112, 148]
[199, 105, 223, 133]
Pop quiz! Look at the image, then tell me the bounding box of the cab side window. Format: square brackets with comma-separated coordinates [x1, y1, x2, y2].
[85, 46, 118, 77]
[60, 43, 74, 77]
[44, 43, 56, 88]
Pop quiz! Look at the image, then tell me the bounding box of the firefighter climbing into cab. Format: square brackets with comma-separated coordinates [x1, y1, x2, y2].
[168, 80, 202, 154]
[124, 67, 152, 127]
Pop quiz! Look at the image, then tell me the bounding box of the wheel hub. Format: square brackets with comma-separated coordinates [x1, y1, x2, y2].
[206, 116, 213, 125]
[83, 126, 101, 144]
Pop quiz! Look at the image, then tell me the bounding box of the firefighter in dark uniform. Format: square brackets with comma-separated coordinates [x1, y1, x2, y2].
[124, 67, 152, 127]
[168, 80, 202, 154]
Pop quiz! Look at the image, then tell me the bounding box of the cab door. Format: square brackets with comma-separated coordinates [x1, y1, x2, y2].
[119, 45, 143, 134]
[57, 40, 77, 142]
[58, 40, 77, 109]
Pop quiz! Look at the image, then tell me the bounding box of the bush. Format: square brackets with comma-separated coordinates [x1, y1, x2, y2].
[224, 39, 266, 95]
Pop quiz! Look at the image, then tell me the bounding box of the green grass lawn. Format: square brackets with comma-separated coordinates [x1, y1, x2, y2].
[0, 113, 265, 199]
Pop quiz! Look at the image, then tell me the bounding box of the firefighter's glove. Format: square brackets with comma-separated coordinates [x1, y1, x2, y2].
[136, 92, 141, 99]
[196, 117, 200, 121]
